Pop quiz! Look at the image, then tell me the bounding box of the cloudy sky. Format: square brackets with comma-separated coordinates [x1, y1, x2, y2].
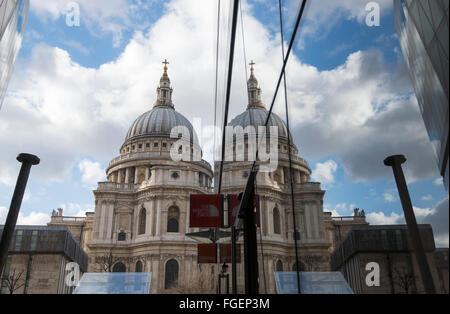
[0, 0, 448, 247]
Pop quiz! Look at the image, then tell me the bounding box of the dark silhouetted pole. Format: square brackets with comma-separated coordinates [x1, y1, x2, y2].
[231, 226, 237, 294]
[384, 155, 436, 294]
[0, 154, 40, 276]
[238, 171, 259, 295]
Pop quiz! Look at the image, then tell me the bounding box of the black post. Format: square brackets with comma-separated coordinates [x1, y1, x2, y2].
[238, 171, 259, 295]
[231, 226, 237, 294]
[384, 155, 436, 294]
[0, 154, 40, 277]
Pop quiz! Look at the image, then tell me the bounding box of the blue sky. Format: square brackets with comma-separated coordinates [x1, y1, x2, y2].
[0, 0, 448, 246]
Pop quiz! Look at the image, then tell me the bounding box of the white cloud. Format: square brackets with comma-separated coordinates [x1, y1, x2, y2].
[0, 0, 440, 189]
[383, 192, 396, 203]
[0, 206, 7, 224]
[366, 197, 449, 247]
[78, 159, 106, 187]
[433, 177, 444, 186]
[0, 206, 50, 226]
[23, 192, 31, 203]
[366, 211, 404, 225]
[311, 160, 338, 185]
[324, 203, 356, 217]
[60, 203, 94, 217]
[30, 0, 155, 47]
[421, 194, 433, 201]
[283, 0, 393, 44]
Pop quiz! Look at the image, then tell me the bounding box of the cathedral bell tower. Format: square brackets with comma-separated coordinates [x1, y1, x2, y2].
[247, 61, 264, 109]
[155, 59, 174, 108]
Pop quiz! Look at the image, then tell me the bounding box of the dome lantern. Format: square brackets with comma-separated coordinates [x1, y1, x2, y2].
[247, 61, 264, 109]
[155, 59, 174, 109]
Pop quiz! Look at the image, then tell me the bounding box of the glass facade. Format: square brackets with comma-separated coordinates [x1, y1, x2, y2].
[394, 0, 449, 192]
[73, 273, 152, 294]
[275, 272, 354, 294]
[0, 0, 29, 109]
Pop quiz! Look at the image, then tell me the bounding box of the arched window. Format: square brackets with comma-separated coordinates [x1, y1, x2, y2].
[136, 261, 143, 273]
[273, 208, 281, 235]
[138, 207, 146, 235]
[113, 262, 126, 273]
[276, 260, 283, 272]
[167, 206, 180, 233]
[165, 259, 179, 289]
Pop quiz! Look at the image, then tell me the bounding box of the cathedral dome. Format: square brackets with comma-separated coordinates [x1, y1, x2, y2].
[228, 62, 291, 141]
[125, 107, 196, 144]
[124, 60, 197, 145]
[228, 107, 290, 139]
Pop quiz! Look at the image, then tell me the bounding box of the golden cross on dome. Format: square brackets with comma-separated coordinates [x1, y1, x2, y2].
[163, 59, 169, 74]
[249, 60, 255, 75]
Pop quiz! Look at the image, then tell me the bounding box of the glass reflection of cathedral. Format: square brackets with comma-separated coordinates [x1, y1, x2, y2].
[49, 61, 368, 294]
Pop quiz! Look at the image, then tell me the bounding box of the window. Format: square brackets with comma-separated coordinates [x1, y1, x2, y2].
[146, 143, 150, 148]
[139, 144, 143, 149]
[162, 90, 167, 98]
[167, 219, 179, 233]
[163, 143, 167, 148]
[276, 260, 283, 272]
[15, 230, 23, 251]
[154, 143, 159, 148]
[171, 172, 180, 180]
[273, 208, 281, 235]
[136, 261, 143, 273]
[113, 263, 126, 273]
[167, 207, 180, 233]
[118, 232, 126, 241]
[138, 207, 146, 235]
[132, 145, 135, 151]
[243, 172, 249, 178]
[30, 230, 38, 251]
[165, 259, 179, 289]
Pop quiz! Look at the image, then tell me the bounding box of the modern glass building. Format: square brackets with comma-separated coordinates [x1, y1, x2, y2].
[0, 0, 30, 110]
[394, 0, 449, 192]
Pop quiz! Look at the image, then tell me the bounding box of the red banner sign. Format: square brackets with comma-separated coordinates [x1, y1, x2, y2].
[228, 194, 260, 227]
[219, 244, 241, 263]
[198, 244, 217, 264]
[190, 195, 223, 228]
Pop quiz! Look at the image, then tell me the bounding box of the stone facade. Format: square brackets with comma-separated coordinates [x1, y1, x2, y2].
[46, 62, 369, 294]
[331, 225, 449, 294]
[0, 226, 87, 294]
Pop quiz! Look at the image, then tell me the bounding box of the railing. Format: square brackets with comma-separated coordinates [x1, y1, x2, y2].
[50, 216, 86, 223]
[108, 152, 212, 170]
[96, 181, 213, 193]
[97, 182, 136, 192]
[332, 216, 367, 222]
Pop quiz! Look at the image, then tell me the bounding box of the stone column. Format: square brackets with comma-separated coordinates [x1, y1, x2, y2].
[156, 200, 161, 236]
[146, 167, 150, 180]
[106, 202, 114, 240]
[118, 170, 123, 184]
[125, 168, 130, 184]
[304, 202, 312, 240]
[134, 167, 139, 184]
[99, 202, 106, 239]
